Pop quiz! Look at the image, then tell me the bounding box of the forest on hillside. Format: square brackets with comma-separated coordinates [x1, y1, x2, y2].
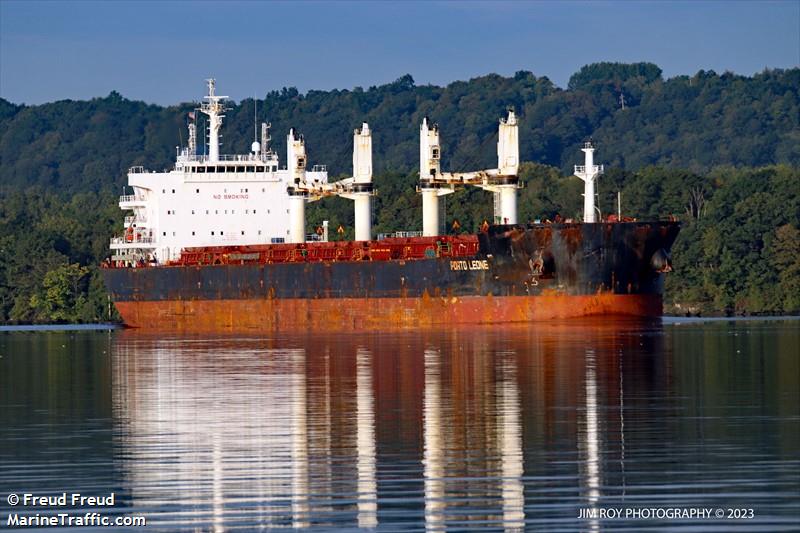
[2, 62, 798, 192]
[1, 63, 798, 322]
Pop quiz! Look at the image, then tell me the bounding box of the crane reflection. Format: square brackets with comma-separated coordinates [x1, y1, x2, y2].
[111, 319, 664, 530]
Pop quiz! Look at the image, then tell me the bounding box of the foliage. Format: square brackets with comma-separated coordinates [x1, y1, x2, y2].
[0, 63, 798, 322]
[0, 163, 797, 323]
[28, 263, 91, 323]
[1, 64, 798, 195]
[0, 188, 119, 323]
[567, 62, 663, 90]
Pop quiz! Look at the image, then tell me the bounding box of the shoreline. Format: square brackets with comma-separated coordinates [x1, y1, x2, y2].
[1, 315, 798, 333]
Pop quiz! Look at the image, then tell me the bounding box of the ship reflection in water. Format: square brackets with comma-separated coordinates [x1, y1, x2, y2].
[114, 323, 638, 530]
[105, 319, 800, 530]
[3, 320, 797, 530]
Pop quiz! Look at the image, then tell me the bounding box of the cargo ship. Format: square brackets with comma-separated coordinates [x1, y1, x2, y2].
[102, 79, 680, 330]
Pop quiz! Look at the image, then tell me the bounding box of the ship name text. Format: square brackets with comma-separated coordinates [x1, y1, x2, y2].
[450, 260, 489, 271]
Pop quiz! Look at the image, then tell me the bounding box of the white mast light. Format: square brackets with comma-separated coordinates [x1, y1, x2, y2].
[574, 141, 604, 223]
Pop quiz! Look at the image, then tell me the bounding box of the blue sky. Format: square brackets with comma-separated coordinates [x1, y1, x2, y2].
[1, 0, 798, 105]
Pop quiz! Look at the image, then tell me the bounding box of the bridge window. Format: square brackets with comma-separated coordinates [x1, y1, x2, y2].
[198, 166, 206, 173]
[207, 167, 216, 173]
[236, 166, 245, 173]
[246, 166, 255, 172]
[217, 166, 225, 173]
[256, 166, 265, 172]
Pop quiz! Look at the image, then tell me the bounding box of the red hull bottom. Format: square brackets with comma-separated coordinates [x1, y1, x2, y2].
[115, 293, 663, 331]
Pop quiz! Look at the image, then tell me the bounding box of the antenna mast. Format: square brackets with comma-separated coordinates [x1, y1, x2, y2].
[199, 78, 228, 162]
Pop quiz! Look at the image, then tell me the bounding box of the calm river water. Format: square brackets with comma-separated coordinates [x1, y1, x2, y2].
[1, 318, 798, 531]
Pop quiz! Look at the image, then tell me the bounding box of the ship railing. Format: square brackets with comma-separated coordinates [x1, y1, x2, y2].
[574, 164, 604, 174]
[311, 164, 327, 172]
[179, 154, 279, 163]
[119, 195, 147, 203]
[129, 166, 146, 174]
[110, 236, 154, 245]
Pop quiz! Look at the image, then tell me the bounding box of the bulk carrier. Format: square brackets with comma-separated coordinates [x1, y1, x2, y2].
[102, 79, 680, 330]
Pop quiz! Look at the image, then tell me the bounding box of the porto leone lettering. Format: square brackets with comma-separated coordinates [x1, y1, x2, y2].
[450, 260, 489, 271]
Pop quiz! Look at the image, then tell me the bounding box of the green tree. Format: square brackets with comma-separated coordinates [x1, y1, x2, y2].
[768, 224, 800, 312]
[29, 263, 90, 323]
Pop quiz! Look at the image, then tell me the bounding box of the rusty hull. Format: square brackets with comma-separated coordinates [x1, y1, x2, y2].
[103, 221, 680, 329]
[113, 293, 663, 331]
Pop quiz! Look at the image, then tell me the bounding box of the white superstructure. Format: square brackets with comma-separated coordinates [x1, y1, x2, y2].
[110, 80, 329, 264]
[109, 79, 534, 265]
